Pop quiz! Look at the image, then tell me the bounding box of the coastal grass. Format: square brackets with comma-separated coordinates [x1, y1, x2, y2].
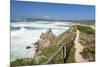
[38, 41, 76, 64]
[66, 46, 75, 63]
[10, 58, 34, 67]
[80, 45, 95, 61]
[51, 51, 63, 64]
[41, 45, 61, 57]
[52, 45, 75, 64]
[77, 25, 95, 61]
[76, 25, 95, 34]
[32, 45, 61, 64]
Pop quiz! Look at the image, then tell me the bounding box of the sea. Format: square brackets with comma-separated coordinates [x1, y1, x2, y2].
[10, 21, 71, 61]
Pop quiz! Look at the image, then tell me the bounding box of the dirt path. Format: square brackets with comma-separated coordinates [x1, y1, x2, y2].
[90, 25, 95, 30]
[74, 30, 87, 63]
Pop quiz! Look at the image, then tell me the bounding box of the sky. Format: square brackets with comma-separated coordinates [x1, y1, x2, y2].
[11, 0, 95, 20]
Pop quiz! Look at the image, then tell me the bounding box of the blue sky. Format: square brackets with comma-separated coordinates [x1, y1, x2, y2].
[11, 0, 95, 20]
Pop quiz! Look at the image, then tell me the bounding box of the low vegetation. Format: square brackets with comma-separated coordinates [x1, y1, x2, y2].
[76, 25, 95, 34]
[52, 45, 75, 64]
[80, 45, 95, 61]
[10, 58, 34, 67]
[41, 45, 61, 57]
[76, 25, 95, 61]
[66, 46, 75, 63]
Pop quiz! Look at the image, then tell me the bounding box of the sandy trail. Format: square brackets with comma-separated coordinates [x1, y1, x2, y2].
[90, 25, 95, 30]
[74, 30, 87, 63]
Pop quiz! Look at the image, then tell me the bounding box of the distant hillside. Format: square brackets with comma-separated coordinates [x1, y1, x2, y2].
[72, 20, 95, 25]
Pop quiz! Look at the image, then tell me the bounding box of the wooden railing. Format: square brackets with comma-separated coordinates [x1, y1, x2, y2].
[42, 32, 76, 64]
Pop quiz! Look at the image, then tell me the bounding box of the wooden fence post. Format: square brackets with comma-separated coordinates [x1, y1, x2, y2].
[63, 45, 67, 63]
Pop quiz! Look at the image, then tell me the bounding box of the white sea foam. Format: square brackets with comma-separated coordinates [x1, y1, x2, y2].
[11, 21, 70, 61]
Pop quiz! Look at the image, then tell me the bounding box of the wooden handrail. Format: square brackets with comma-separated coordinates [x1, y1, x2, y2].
[42, 33, 76, 64]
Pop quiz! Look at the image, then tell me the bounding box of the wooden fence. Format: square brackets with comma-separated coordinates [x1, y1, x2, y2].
[42, 32, 76, 64]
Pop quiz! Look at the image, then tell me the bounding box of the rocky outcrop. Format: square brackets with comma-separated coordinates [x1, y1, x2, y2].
[35, 27, 76, 54]
[35, 28, 57, 52]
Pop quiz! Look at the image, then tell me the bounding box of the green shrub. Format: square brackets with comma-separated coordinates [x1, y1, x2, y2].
[76, 25, 95, 34]
[80, 45, 95, 61]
